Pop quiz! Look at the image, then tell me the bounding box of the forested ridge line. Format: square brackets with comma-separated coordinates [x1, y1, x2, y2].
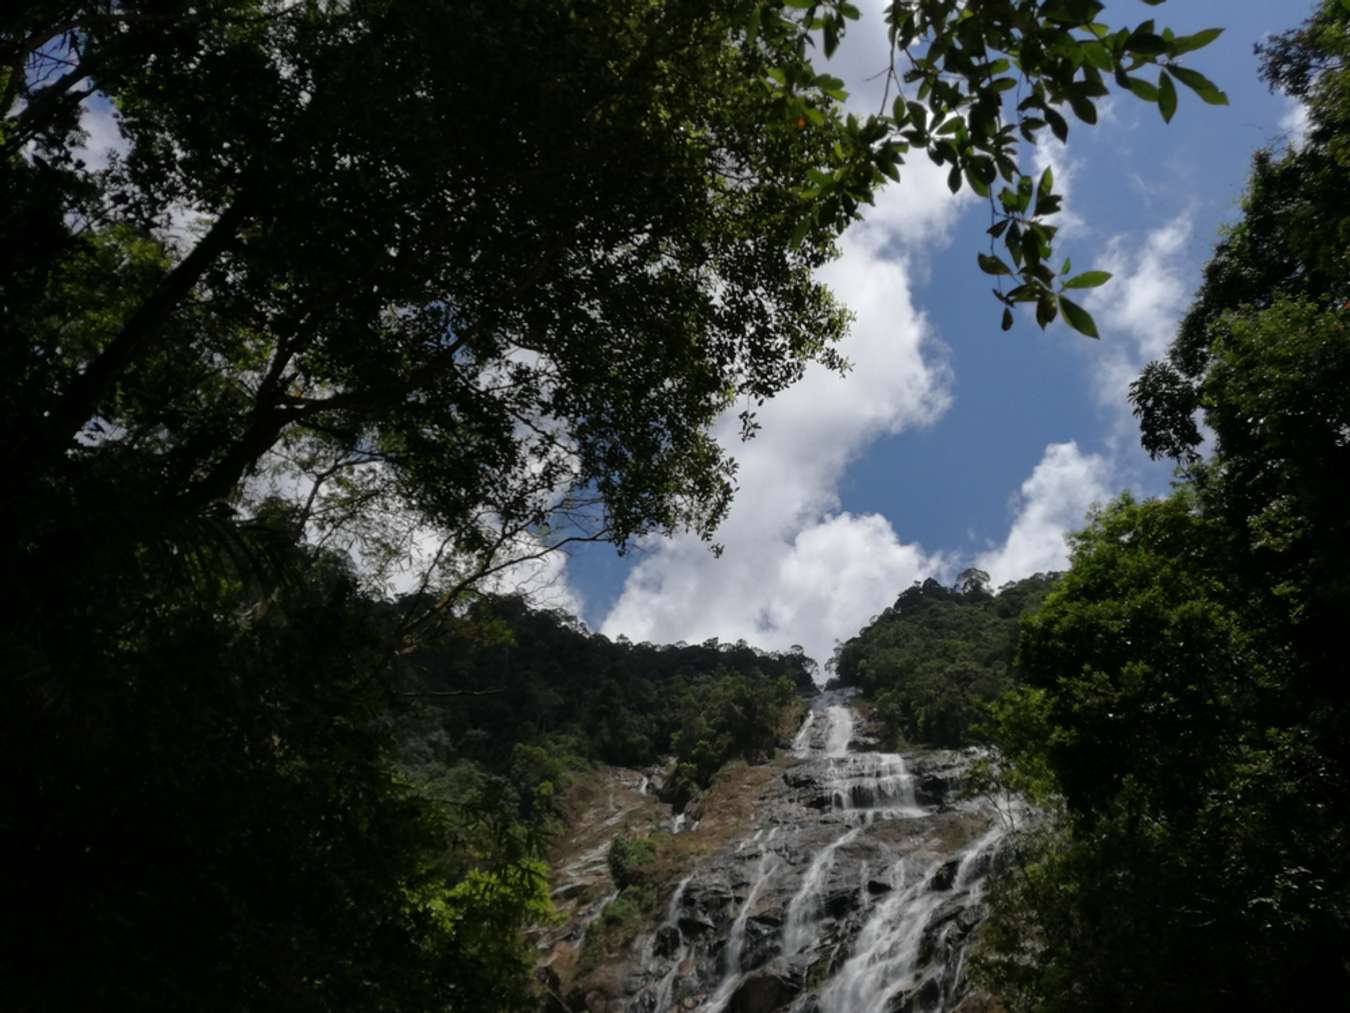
[0, 0, 1305, 1009]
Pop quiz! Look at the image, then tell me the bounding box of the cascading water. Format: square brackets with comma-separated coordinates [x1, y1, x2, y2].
[816, 824, 1005, 1013]
[782, 825, 862, 954]
[823, 705, 854, 757]
[649, 874, 695, 1012]
[791, 712, 815, 758]
[589, 690, 1005, 1013]
[702, 827, 783, 1012]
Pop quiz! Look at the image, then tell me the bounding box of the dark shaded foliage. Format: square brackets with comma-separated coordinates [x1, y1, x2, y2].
[830, 573, 1057, 747]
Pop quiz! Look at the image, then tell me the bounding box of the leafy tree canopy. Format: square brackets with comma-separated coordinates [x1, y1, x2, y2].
[976, 5, 1350, 1006]
[831, 572, 1057, 747]
[0, 0, 1227, 1007]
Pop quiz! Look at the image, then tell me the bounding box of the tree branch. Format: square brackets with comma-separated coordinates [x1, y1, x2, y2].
[36, 193, 254, 468]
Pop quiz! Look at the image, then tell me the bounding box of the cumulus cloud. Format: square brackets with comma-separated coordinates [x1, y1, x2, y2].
[73, 97, 128, 171]
[1281, 98, 1311, 150]
[975, 442, 1113, 585]
[603, 0, 1148, 667]
[600, 3, 1130, 663]
[600, 0, 972, 667]
[600, 231, 955, 666]
[1082, 219, 1194, 439]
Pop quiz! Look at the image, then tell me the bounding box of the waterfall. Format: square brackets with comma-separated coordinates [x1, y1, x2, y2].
[648, 874, 696, 1012]
[828, 753, 925, 820]
[823, 706, 854, 757]
[782, 825, 863, 954]
[816, 824, 1006, 1013]
[791, 712, 815, 758]
[702, 827, 781, 1012]
[587, 692, 1005, 1013]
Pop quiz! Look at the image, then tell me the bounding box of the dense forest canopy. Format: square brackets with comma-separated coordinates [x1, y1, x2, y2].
[0, 0, 1252, 1009]
[973, 2, 1350, 1008]
[830, 572, 1058, 747]
[397, 594, 815, 808]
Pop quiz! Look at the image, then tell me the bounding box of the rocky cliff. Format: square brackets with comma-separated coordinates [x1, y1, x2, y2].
[539, 692, 1006, 1013]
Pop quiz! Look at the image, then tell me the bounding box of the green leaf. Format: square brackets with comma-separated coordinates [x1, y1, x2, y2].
[745, 4, 762, 44]
[1123, 75, 1159, 102]
[1036, 293, 1058, 328]
[978, 253, 1014, 276]
[947, 164, 962, 194]
[1063, 270, 1112, 289]
[1167, 65, 1229, 106]
[788, 213, 817, 247]
[1001, 307, 1014, 331]
[1058, 294, 1100, 337]
[1068, 93, 1097, 124]
[1126, 32, 1167, 57]
[1081, 42, 1112, 71]
[1046, 108, 1069, 143]
[1158, 70, 1177, 123]
[1038, 165, 1054, 198]
[1169, 27, 1223, 56]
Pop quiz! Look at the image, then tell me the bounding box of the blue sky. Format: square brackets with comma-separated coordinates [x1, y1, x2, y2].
[558, 1, 1315, 667]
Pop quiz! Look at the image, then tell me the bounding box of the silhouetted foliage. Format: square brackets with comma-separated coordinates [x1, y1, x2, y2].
[979, 7, 1350, 1006]
[397, 595, 813, 809]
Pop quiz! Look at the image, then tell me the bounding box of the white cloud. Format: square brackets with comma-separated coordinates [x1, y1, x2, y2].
[1031, 135, 1087, 238]
[74, 97, 128, 171]
[598, 3, 970, 665]
[598, 3, 1141, 663]
[605, 512, 944, 666]
[1281, 98, 1311, 150]
[1082, 219, 1193, 441]
[975, 441, 1112, 585]
[603, 0, 1134, 667]
[600, 232, 955, 666]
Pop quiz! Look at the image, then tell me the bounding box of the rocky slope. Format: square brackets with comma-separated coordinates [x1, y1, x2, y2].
[540, 692, 1006, 1013]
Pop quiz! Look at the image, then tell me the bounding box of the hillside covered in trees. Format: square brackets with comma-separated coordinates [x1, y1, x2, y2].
[396, 595, 815, 812]
[970, 4, 1350, 1008]
[5, 0, 1341, 1009]
[830, 573, 1057, 747]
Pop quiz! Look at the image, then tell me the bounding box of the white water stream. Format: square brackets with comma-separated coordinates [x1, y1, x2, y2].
[823, 705, 854, 757]
[782, 825, 863, 954]
[628, 692, 1003, 1013]
[702, 827, 782, 1012]
[649, 874, 695, 1012]
[816, 824, 1006, 1013]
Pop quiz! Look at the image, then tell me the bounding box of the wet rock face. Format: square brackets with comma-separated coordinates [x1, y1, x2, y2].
[555, 692, 1006, 1013]
[728, 971, 798, 1013]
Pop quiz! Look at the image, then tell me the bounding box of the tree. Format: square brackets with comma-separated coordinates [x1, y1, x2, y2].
[977, 6, 1350, 1005]
[2, 1, 1223, 587]
[0, 0, 1225, 1006]
[3, 0, 866, 596]
[831, 574, 1056, 747]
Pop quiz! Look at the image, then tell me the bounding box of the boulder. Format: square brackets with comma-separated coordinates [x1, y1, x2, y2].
[729, 971, 799, 1013]
[653, 924, 683, 958]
